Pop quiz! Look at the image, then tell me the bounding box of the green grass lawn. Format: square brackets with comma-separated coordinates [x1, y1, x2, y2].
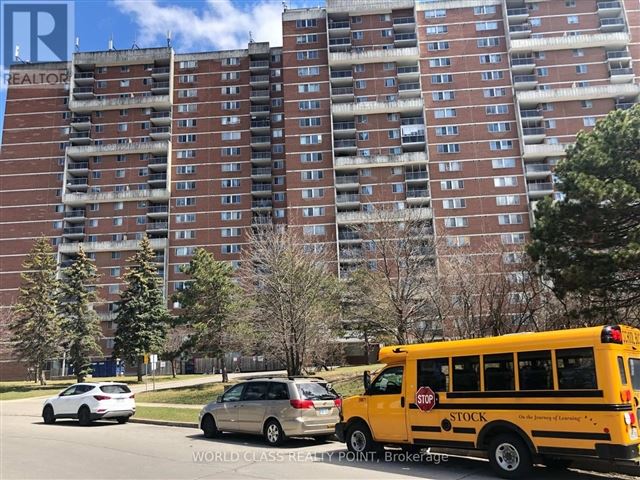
[134, 406, 199, 424]
[0, 374, 203, 401]
[135, 364, 383, 405]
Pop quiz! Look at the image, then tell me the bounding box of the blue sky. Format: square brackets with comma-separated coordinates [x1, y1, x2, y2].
[1, 0, 315, 141]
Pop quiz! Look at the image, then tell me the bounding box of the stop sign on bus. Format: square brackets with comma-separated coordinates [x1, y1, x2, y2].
[415, 386, 436, 412]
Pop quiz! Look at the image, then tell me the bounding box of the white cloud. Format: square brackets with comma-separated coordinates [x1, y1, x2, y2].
[113, 0, 284, 51]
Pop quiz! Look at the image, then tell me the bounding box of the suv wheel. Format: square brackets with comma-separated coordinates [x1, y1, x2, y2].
[201, 414, 219, 439]
[264, 419, 286, 446]
[346, 422, 379, 455]
[488, 433, 533, 479]
[42, 405, 55, 424]
[116, 417, 129, 424]
[78, 406, 92, 426]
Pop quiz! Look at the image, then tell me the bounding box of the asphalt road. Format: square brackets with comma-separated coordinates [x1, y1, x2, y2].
[1, 398, 637, 480]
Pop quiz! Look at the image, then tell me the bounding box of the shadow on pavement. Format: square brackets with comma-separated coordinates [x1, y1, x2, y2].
[187, 432, 339, 450]
[34, 420, 123, 428]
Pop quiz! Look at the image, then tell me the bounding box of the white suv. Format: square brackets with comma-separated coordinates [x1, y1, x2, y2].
[42, 382, 135, 426]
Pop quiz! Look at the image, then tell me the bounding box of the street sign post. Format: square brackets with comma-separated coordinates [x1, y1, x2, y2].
[150, 354, 158, 391]
[415, 386, 436, 412]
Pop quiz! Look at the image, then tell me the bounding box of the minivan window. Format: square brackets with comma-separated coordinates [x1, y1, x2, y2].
[267, 382, 289, 400]
[556, 347, 597, 390]
[484, 353, 515, 391]
[452, 356, 480, 392]
[368, 366, 403, 395]
[518, 350, 553, 390]
[629, 358, 640, 390]
[100, 385, 131, 394]
[222, 384, 244, 402]
[296, 382, 336, 400]
[417, 358, 449, 392]
[242, 382, 268, 401]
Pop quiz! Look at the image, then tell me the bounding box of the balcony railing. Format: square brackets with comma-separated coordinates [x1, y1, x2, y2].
[394, 33, 417, 42]
[610, 67, 634, 76]
[334, 121, 356, 130]
[405, 171, 428, 181]
[149, 156, 167, 165]
[606, 49, 631, 59]
[339, 231, 360, 241]
[523, 127, 545, 136]
[252, 184, 272, 193]
[250, 60, 269, 69]
[520, 109, 542, 118]
[250, 105, 270, 114]
[64, 209, 86, 218]
[251, 120, 270, 128]
[507, 7, 529, 16]
[152, 67, 171, 75]
[407, 189, 429, 198]
[331, 70, 353, 79]
[251, 167, 272, 176]
[63, 227, 85, 235]
[401, 117, 424, 126]
[528, 182, 554, 192]
[398, 83, 420, 91]
[252, 200, 272, 208]
[401, 135, 425, 144]
[393, 17, 415, 25]
[525, 164, 552, 174]
[329, 20, 350, 29]
[148, 173, 167, 182]
[67, 178, 88, 186]
[336, 175, 359, 184]
[148, 205, 168, 214]
[397, 66, 419, 75]
[67, 161, 89, 170]
[147, 222, 168, 230]
[151, 111, 171, 120]
[336, 193, 360, 203]
[335, 139, 357, 148]
[332, 86, 354, 96]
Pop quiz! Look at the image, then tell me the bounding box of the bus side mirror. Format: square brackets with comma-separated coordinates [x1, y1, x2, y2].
[363, 370, 371, 392]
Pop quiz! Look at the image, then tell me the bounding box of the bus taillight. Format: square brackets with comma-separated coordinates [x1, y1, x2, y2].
[624, 412, 637, 426]
[621, 390, 632, 402]
[601, 325, 623, 344]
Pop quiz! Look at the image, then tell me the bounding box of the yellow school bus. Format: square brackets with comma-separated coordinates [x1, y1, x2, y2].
[335, 325, 640, 478]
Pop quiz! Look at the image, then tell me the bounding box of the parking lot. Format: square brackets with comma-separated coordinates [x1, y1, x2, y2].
[2, 397, 638, 480]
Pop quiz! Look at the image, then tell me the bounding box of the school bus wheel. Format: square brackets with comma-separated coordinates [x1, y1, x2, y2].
[488, 433, 533, 479]
[346, 421, 379, 455]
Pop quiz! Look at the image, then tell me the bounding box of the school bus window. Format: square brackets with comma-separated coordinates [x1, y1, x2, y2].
[484, 353, 515, 391]
[417, 358, 449, 392]
[452, 355, 480, 392]
[629, 358, 640, 390]
[556, 347, 597, 390]
[368, 366, 403, 395]
[518, 350, 553, 390]
[618, 356, 628, 385]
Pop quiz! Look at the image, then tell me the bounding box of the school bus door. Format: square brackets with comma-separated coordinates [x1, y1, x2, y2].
[366, 365, 408, 442]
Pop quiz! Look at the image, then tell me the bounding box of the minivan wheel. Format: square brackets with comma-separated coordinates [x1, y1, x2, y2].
[346, 422, 379, 455]
[264, 419, 286, 446]
[78, 406, 92, 426]
[201, 414, 219, 439]
[42, 405, 55, 424]
[488, 434, 533, 479]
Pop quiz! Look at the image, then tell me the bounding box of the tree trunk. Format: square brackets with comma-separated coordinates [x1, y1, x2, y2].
[39, 364, 47, 386]
[136, 357, 144, 382]
[220, 355, 228, 383]
[170, 358, 177, 378]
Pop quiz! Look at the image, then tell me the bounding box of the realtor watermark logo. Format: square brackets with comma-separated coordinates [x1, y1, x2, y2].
[1, 1, 74, 87]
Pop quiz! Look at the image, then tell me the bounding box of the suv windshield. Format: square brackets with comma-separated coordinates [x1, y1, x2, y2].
[296, 382, 336, 400]
[100, 385, 131, 394]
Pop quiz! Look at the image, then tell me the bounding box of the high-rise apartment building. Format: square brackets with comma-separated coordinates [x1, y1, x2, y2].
[1, 0, 638, 379]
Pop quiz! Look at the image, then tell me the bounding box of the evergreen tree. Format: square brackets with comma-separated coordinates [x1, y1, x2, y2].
[528, 104, 640, 325]
[60, 247, 102, 383]
[112, 236, 169, 381]
[10, 237, 62, 384]
[173, 248, 238, 382]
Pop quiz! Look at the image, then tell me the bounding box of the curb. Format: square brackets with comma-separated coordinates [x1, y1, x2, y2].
[129, 417, 198, 429]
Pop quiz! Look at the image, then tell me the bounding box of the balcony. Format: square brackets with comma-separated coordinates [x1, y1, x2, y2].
[252, 215, 273, 227]
[519, 109, 543, 122]
[334, 138, 357, 153]
[251, 200, 272, 211]
[150, 110, 171, 125]
[522, 127, 546, 144]
[250, 105, 270, 117]
[406, 189, 430, 203]
[148, 156, 168, 168]
[606, 49, 632, 62]
[72, 87, 94, 99]
[405, 170, 428, 182]
[146, 221, 168, 232]
[397, 65, 419, 80]
[599, 17, 625, 32]
[394, 33, 417, 47]
[328, 20, 350, 36]
[513, 74, 538, 90]
[250, 135, 271, 148]
[609, 67, 634, 83]
[329, 46, 419, 67]
[147, 205, 169, 217]
[64, 209, 86, 221]
[336, 193, 360, 207]
[251, 167, 272, 180]
[525, 163, 553, 179]
[336, 207, 432, 225]
[250, 75, 269, 87]
[251, 183, 272, 196]
[249, 60, 269, 72]
[63, 226, 85, 239]
[522, 143, 567, 160]
[401, 134, 426, 148]
[58, 237, 168, 254]
[338, 230, 361, 243]
[151, 81, 170, 94]
[148, 173, 167, 185]
[527, 182, 554, 198]
[339, 248, 363, 262]
[392, 16, 415, 32]
[507, 7, 529, 22]
[250, 120, 270, 132]
[69, 130, 91, 145]
[335, 175, 360, 189]
[69, 93, 171, 113]
[66, 140, 169, 158]
[329, 37, 351, 53]
[330, 69, 353, 86]
[149, 126, 171, 140]
[70, 115, 91, 130]
[66, 177, 88, 191]
[597, 1, 622, 17]
[334, 151, 427, 170]
[333, 121, 356, 137]
[509, 23, 532, 40]
[332, 98, 423, 118]
[67, 161, 89, 173]
[331, 86, 354, 102]
[151, 66, 171, 79]
[398, 82, 421, 97]
[250, 89, 270, 103]
[516, 83, 640, 107]
[615, 101, 636, 110]
[511, 55, 536, 72]
[510, 32, 630, 53]
[74, 71, 94, 85]
[62, 188, 170, 206]
[251, 152, 271, 165]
